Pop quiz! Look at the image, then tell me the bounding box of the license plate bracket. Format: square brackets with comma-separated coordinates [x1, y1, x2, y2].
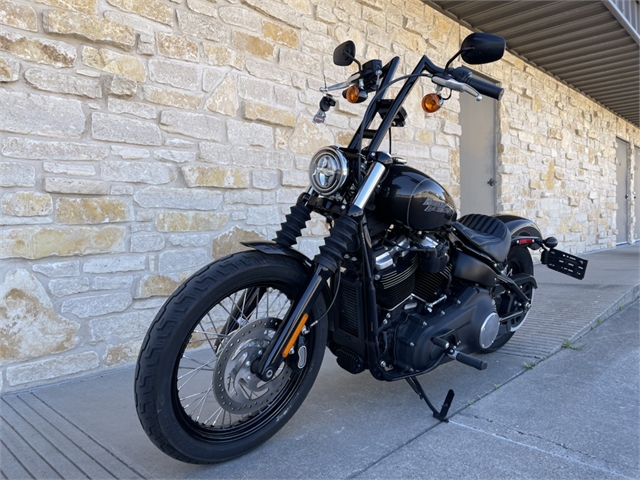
[542, 249, 588, 280]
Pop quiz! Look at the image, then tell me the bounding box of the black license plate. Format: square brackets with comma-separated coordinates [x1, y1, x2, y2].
[543, 249, 588, 280]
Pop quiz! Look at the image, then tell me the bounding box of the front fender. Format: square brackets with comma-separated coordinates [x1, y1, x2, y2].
[242, 241, 313, 267]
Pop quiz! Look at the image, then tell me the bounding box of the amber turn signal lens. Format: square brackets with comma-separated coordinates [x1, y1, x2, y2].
[422, 93, 442, 113]
[345, 85, 361, 103]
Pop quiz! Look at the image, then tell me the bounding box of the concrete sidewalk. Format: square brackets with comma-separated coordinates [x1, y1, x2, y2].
[2, 244, 639, 479]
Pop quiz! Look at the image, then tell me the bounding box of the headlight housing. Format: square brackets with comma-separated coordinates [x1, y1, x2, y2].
[308, 146, 349, 196]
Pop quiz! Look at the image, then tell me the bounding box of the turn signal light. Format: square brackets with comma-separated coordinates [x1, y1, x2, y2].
[346, 85, 362, 103]
[422, 93, 443, 113]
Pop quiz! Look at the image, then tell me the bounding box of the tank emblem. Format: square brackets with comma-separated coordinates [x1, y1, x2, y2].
[423, 197, 453, 215]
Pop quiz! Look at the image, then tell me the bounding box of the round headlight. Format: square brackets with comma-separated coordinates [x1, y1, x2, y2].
[308, 146, 349, 196]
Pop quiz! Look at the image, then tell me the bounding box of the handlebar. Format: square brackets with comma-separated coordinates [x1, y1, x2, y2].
[466, 76, 503, 100]
[334, 52, 503, 152]
[449, 66, 504, 100]
[322, 56, 503, 103]
[432, 76, 482, 100]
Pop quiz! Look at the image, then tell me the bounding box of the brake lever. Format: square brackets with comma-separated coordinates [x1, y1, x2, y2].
[319, 72, 362, 93]
[320, 81, 350, 93]
[432, 76, 482, 101]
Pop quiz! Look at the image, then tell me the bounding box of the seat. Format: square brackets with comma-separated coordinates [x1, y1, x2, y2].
[454, 214, 511, 263]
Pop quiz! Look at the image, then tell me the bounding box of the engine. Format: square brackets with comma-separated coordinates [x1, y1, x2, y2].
[332, 228, 500, 376]
[391, 287, 499, 372]
[372, 231, 451, 310]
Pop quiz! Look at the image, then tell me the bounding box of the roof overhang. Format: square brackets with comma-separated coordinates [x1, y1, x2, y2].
[427, 0, 640, 127]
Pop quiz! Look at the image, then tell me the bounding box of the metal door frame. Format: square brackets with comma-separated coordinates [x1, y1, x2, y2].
[616, 137, 630, 245]
[634, 145, 639, 242]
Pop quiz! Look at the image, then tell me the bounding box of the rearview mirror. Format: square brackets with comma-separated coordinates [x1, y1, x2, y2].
[460, 33, 505, 65]
[333, 40, 356, 67]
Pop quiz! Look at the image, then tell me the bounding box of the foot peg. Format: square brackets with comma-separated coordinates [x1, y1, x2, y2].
[432, 337, 488, 371]
[448, 349, 487, 370]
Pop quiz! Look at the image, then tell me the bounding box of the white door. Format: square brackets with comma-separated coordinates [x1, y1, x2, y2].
[616, 138, 629, 244]
[459, 78, 497, 216]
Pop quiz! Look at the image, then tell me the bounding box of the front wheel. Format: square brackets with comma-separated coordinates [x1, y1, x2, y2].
[134, 251, 328, 464]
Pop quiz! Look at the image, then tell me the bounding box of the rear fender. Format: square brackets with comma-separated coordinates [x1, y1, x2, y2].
[493, 214, 543, 249]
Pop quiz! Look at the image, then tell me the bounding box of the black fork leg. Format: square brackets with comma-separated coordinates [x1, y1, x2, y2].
[254, 266, 330, 381]
[255, 214, 360, 381]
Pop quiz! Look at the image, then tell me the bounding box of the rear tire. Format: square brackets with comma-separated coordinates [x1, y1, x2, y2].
[134, 251, 327, 464]
[481, 246, 533, 353]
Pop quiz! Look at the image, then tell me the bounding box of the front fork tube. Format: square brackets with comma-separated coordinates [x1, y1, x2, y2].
[255, 214, 361, 381]
[255, 265, 332, 380]
[255, 160, 388, 381]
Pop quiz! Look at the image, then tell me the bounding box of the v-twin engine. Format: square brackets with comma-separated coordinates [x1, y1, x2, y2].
[372, 233, 450, 309]
[366, 231, 500, 373]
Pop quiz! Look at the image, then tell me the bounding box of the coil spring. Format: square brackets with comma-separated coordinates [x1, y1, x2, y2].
[314, 215, 359, 273]
[274, 203, 312, 248]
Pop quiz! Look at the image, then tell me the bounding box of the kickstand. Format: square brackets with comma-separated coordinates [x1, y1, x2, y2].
[406, 377, 455, 423]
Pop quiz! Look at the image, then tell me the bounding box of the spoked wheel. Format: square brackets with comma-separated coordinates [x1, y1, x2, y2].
[135, 251, 327, 464]
[481, 246, 534, 353]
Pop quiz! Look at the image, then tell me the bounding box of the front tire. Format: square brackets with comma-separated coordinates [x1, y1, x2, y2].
[134, 251, 328, 464]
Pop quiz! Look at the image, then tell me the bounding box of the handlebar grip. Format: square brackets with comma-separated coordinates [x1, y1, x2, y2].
[449, 66, 503, 101]
[454, 351, 488, 371]
[466, 76, 504, 101]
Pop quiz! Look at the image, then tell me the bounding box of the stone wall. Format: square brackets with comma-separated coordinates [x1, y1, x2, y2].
[1, 0, 638, 392]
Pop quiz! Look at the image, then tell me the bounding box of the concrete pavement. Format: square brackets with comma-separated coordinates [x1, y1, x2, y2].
[1, 243, 639, 479]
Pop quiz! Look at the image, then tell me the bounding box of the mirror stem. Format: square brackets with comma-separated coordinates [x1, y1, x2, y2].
[443, 47, 472, 73]
[345, 51, 362, 70]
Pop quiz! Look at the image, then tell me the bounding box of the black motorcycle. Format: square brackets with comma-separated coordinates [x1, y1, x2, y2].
[135, 33, 588, 463]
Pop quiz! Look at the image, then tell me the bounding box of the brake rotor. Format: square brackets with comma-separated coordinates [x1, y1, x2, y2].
[213, 317, 292, 415]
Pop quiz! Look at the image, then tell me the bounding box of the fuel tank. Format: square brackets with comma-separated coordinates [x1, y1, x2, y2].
[376, 165, 457, 231]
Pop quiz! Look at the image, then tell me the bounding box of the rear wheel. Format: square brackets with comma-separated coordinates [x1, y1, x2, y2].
[135, 251, 327, 463]
[481, 246, 534, 353]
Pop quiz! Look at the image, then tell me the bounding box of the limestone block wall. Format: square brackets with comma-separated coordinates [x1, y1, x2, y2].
[1, 0, 638, 391]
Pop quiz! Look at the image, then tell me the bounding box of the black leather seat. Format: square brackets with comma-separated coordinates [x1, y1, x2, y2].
[454, 214, 511, 263]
